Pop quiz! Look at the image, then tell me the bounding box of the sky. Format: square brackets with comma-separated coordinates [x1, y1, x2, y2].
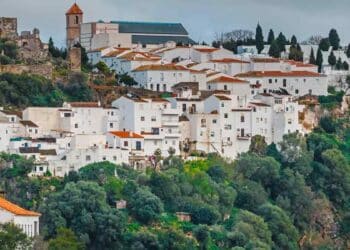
[1, 0, 350, 48]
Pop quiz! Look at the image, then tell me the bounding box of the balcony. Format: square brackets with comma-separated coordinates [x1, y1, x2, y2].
[237, 134, 251, 140]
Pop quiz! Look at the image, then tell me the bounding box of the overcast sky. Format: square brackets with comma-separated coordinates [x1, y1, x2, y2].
[2, 0, 350, 47]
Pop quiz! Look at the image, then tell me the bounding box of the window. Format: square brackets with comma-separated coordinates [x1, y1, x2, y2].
[141, 116, 145, 121]
[212, 119, 217, 124]
[224, 124, 232, 130]
[75, 123, 78, 128]
[224, 113, 228, 119]
[240, 115, 245, 122]
[102, 156, 107, 161]
[124, 141, 128, 147]
[295, 89, 299, 94]
[163, 84, 167, 92]
[75, 15, 79, 24]
[182, 104, 187, 112]
[86, 155, 91, 161]
[210, 131, 215, 137]
[201, 119, 206, 127]
[283, 79, 287, 87]
[224, 85, 228, 90]
[35, 129, 38, 134]
[110, 123, 113, 128]
[288, 119, 292, 124]
[64, 113, 71, 117]
[221, 102, 224, 107]
[150, 84, 153, 90]
[275, 79, 278, 83]
[269, 79, 272, 84]
[151, 116, 156, 122]
[113, 156, 117, 161]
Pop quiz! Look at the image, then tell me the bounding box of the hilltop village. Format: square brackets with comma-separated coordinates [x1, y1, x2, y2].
[0, 2, 350, 249]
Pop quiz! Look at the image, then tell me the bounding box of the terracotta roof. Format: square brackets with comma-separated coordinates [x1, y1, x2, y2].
[110, 131, 144, 139]
[120, 51, 160, 61]
[20, 120, 38, 127]
[19, 147, 39, 154]
[251, 57, 280, 63]
[235, 71, 323, 78]
[249, 102, 271, 107]
[214, 95, 231, 101]
[66, 3, 83, 15]
[232, 108, 252, 112]
[284, 60, 316, 68]
[133, 64, 189, 72]
[194, 48, 219, 53]
[102, 49, 130, 58]
[208, 76, 248, 84]
[69, 102, 100, 108]
[0, 197, 41, 216]
[144, 97, 169, 103]
[210, 58, 250, 64]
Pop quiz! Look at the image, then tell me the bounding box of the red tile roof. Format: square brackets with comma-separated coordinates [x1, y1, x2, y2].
[69, 102, 100, 108]
[251, 57, 280, 63]
[20, 120, 38, 128]
[235, 71, 323, 78]
[66, 3, 83, 15]
[194, 48, 219, 53]
[133, 64, 188, 72]
[214, 95, 232, 101]
[210, 58, 250, 64]
[110, 131, 144, 139]
[208, 76, 248, 84]
[0, 197, 41, 216]
[249, 102, 271, 107]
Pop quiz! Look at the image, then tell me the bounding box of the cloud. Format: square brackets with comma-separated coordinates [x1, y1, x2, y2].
[1, 0, 350, 47]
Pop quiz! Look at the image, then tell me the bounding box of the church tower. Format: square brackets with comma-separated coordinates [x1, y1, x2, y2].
[66, 3, 83, 49]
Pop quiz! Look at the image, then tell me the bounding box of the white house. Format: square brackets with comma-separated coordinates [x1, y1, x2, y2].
[0, 196, 40, 237]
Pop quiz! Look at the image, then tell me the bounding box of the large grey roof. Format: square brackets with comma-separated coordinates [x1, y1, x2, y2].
[112, 21, 189, 35]
[132, 35, 195, 45]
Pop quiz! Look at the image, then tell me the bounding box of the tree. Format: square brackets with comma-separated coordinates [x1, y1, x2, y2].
[346, 44, 350, 58]
[0, 223, 30, 250]
[40, 181, 126, 249]
[304, 35, 323, 45]
[321, 149, 350, 207]
[267, 29, 275, 44]
[276, 32, 287, 52]
[269, 40, 280, 58]
[234, 180, 268, 212]
[343, 61, 349, 71]
[335, 57, 343, 70]
[309, 47, 316, 65]
[116, 73, 138, 86]
[48, 37, 62, 58]
[316, 47, 323, 73]
[194, 225, 211, 250]
[257, 203, 299, 250]
[95, 61, 111, 76]
[290, 35, 297, 46]
[249, 135, 267, 156]
[48, 228, 84, 250]
[319, 38, 330, 51]
[328, 28, 340, 50]
[289, 44, 303, 62]
[255, 23, 264, 54]
[128, 189, 164, 224]
[328, 49, 336, 67]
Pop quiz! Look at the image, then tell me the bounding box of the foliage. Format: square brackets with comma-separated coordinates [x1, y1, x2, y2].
[309, 47, 316, 65]
[255, 23, 264, 54]
[95, 61, 111, 76]
[328, 49, 336, 66]
[116, 73, 138, 86]
[319, 38, 330, 51]
[316, 47, 323, 72]
[267, 29, 275, 44]
[0, 223, 30, 250]
[329, 28, 340, 50]
[268, 40, 280, 58]
[48, 228, 84, 250]
[57, 72, 93, 102]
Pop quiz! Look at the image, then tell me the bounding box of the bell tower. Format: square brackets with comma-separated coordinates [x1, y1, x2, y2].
[66, 3, 83, 49]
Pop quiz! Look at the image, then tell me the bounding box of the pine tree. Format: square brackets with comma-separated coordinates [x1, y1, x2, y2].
[269, 40, 280, 58]
[255, 23, 264, 54]
[267, 29, 275, 44]
[316, 47, 323, 73]
[329, 29, 340, 50]
[346, 43, 350, 58]
[309, 48, 316, 65]
[328, 50, 337, 67]
[343, 61, 349, 71]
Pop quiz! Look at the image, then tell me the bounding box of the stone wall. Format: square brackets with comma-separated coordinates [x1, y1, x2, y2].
[0, 63, 53, 79]
[0, 17, 17, 39]
[68, 47, 81, 72]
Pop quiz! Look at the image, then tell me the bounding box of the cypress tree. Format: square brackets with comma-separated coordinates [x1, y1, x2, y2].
[346, 43, 350, 58]
[319, 38, 330, 51]
[309, 48, 316, 65]
[328, 50, 337, 67]
[267, 29, 275, 45]
[329, 29, 340, 50]
[335, 57, 343, 70]
[291, 35, 297, 46]
[276, 32, 287, 52]
[269, 40, 280, 58]
[316, 47, 323, 73]
[255, 23, 264, 54]
[343, 61, 349, 71]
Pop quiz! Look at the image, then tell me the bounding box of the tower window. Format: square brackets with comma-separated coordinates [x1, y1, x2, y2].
[75, 16, 79, 24]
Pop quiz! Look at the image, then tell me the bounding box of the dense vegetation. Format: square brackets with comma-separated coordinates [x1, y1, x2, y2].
[1, 110, 350, 249]
[0, 72, 93, 108]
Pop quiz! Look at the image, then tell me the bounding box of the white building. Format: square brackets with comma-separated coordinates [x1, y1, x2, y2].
[0, 196, 40, 237]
